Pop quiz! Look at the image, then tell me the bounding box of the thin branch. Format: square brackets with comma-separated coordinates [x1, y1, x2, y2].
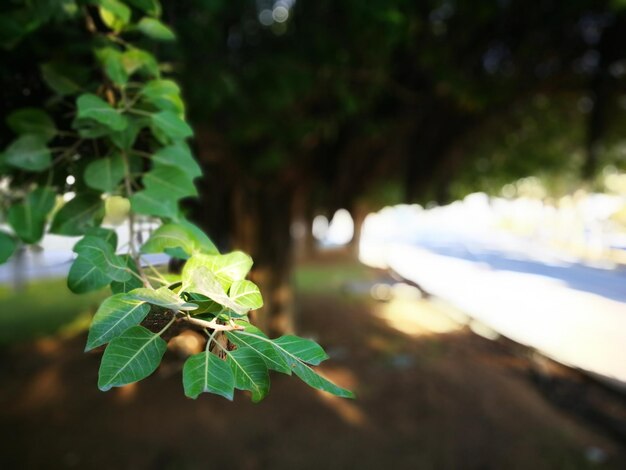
[144, 260, 170, 285]
[182, 316, 244, 332]
[121, 149, 149, 287]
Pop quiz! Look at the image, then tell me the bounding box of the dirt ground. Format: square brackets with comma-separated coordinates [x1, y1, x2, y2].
[0, 255, 624, 469]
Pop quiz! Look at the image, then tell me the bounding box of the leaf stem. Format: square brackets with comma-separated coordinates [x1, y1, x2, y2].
[205, 328, 218, 352]
[157, 314, 177, 337]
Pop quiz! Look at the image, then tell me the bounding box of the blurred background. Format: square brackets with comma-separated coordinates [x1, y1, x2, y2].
[2, 0, 626, 468]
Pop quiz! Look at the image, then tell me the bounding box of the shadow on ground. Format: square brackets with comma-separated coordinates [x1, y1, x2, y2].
[0, 255, 624, 469]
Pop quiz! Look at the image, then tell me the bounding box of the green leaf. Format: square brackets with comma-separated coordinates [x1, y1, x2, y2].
[183, 351, 235, 400]
[289, 359, 354, 399]
[86, 294, 151, 351]
[84, 155, 125, 193]
[95, 47, 128, 86]
[126, 0, 161, 16]
[122, 48, 159, 77]
[225, 347, 270, 402]
[226, 326, 291, 374]
[67, 255, 112, 293]
[50, 194, 104, 235]
[98, 325, 167, 391]
[273, 335, 329, 366]
[152, 142, 201, 178]
[72, 118, 111, 139]
[4, 134, 51, 172]
[130, 286, 197, 311]
[137, 17, 175, 41]
[183, 251, 253, 290]
[7, 187, 56, 244]
[111, 255, 144, 293]
[6, 108, 56, 141]
[150, 110, 193, 143]
[141, 223, 217, 258]
[231, 328, 352, 398]
[141, 79, 184, 114]
[182, 265, 248, 314]
[143, 165, 198, 199]
[76, 94, 127, 131]
[85, 226, 118, 250]
[185, 293, 223, 314]
[97, 0, 131, 32]
[130, 189, 179, 219]
[73, 235, 131, 282]
[110, 116, 145, 150]
[0, 232, 16, 264]
[229, 280, 263, 310]
[68, 235, 130, 293]
[41, 62, 83, 95]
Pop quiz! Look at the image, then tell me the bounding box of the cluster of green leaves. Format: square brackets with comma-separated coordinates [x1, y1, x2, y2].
[88, 224, 353, 399]
[0, 0, 353, 401]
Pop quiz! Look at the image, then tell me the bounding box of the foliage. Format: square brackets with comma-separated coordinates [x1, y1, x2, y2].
[0, 1, 352, 401]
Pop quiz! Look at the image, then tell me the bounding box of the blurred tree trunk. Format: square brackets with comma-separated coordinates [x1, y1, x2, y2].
[231, 184, 296, 335]
[582, 15, 625, 180]
[191, 135, 300, 336]
[349, 202, 369, 257]
[292, 186, 316, 261]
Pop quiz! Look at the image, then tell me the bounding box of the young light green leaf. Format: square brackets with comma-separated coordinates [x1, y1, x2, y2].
[50, 194, 104, 235]
[130, 286, 197, 311]
[183, 251, 253, 290]
[141, 223, 217, 258]
[98, 0, 131, 32]
[4, 134, 51, 172]
[150, 110, 193, 142]
[86, 294, 151, 351]
[183, 351, 235, 400]
[229, 280, 263, 310]
[182, 265, 248, 314]
[98, 325, 167, 391]
[76, 94, 127, 131]
[0, 232, 16, 264]
[225, 347, 270, 402]
[137, 17, 176, 41]
[6, 108, 56, 141]
[152, 142, 201, 178]
[7, 187, 56, 244]
[143, 165, 197, 200]
[84, 154, 125, 192]
[130, 189, 179, 219]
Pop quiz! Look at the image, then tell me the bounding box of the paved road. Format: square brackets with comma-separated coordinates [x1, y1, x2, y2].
[361, 218, 626, 390]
